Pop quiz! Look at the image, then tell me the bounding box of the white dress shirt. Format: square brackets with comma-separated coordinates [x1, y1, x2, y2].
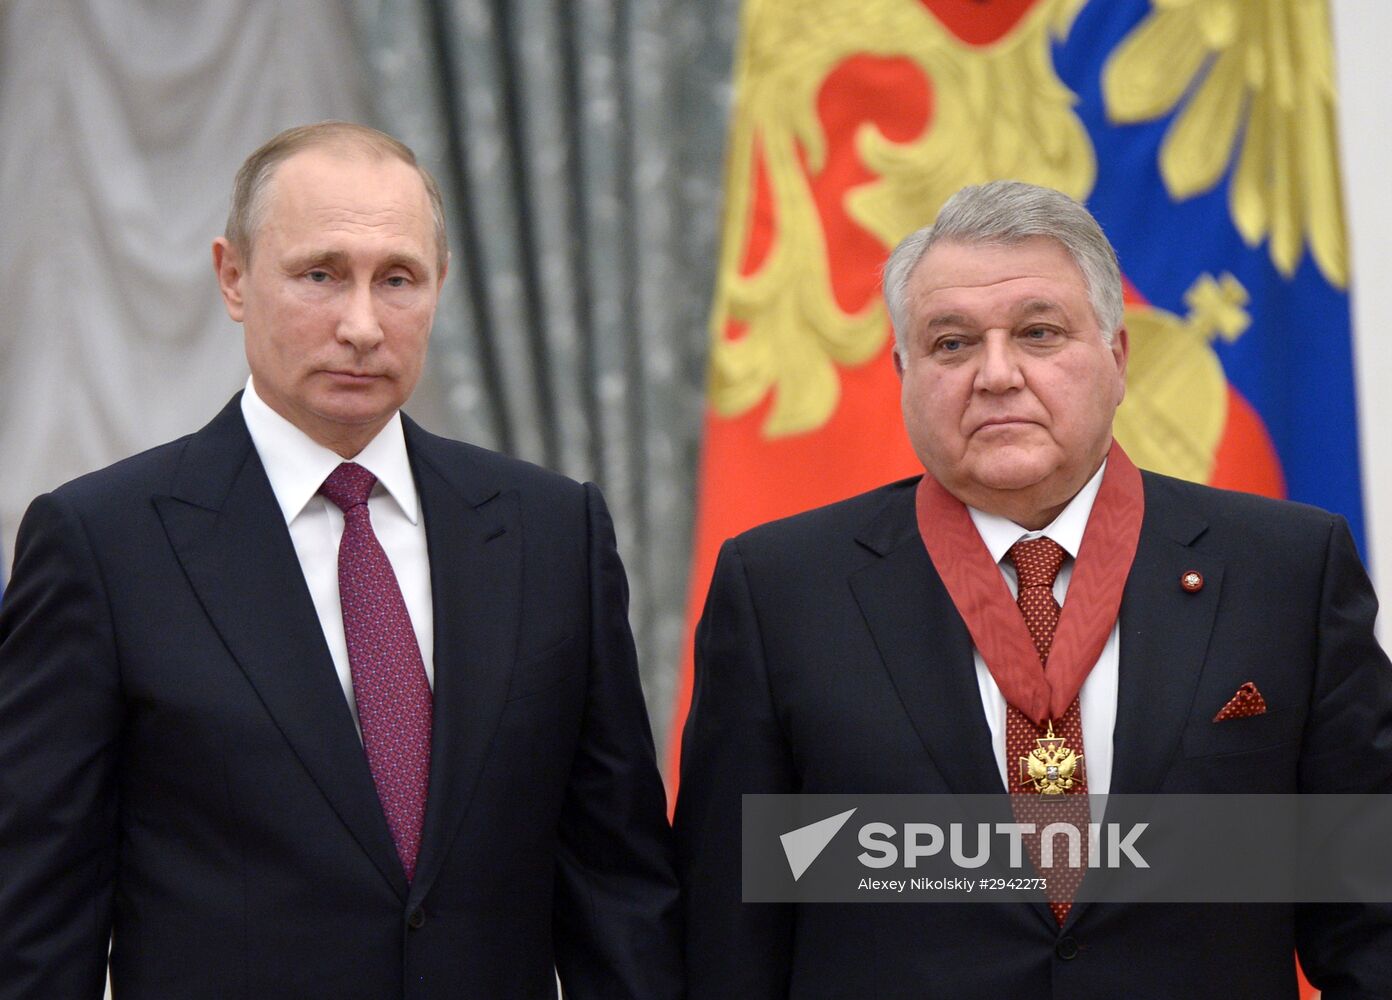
[967, 462, 1120, 795]
[240, 377, 434, 735]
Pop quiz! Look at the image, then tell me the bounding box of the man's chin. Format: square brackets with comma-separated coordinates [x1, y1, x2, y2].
[311, 382, 399, 416]
[940, 462, 1070, 520]
[965, 452, 1059, 494]
[294, 394, 402, 447]
[313, 405, 397, 431]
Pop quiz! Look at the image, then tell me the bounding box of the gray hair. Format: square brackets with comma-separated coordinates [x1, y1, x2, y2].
[882, 180, 1123, 354]
[225, 121, 448, 270]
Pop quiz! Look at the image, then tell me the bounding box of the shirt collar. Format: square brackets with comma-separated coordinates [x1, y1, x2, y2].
[967, 459, 1107, 565]
[239, 376, 420, 526]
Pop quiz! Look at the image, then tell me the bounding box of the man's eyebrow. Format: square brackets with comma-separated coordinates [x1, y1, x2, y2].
[379, 251, 429, 273]
[1013, 298, 1067, 319]
[925, 312, 974, 330]
[283, 249, 430, 273]
[284, 249, 349, 270]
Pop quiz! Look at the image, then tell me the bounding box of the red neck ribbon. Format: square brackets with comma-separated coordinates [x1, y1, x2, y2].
[914, 440, 1145, 725]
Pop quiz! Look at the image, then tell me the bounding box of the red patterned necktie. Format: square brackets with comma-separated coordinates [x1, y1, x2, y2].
[320, 462, 432, 882]
[1003, 536, 1088, 924]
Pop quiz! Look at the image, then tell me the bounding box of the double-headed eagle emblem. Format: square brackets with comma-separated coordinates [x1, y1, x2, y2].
[1020, 721, 1083, 796]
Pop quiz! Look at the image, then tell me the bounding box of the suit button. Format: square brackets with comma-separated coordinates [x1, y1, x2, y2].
[407, 907, 426, 930]
[1055, 936, 1079, 960]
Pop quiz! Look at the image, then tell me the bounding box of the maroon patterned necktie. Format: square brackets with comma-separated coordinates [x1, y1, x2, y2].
[1003, 536, 1088, 924]
[320, 462, 432, 882]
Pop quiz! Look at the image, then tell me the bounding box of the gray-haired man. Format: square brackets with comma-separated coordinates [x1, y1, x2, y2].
[675, 180, 1392, 998]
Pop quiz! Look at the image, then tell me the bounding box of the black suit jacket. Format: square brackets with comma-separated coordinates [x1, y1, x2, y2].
[0, 396, 681, 1000]
[674, 471, 1392, 999]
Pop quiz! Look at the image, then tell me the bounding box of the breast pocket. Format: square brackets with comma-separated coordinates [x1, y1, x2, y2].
[1181, 708, 1300, 759]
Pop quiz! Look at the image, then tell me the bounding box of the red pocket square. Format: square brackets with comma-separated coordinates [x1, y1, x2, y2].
[1213, 681, 1268, 722]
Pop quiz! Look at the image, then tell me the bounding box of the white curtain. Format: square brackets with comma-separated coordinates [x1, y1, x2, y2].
[0, 0, 371, 569]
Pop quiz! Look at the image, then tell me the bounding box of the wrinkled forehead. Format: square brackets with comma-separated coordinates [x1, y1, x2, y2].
[906, 237, 1092, 321]
[252, 150, 438, 263]
[263, 147, 430, 212]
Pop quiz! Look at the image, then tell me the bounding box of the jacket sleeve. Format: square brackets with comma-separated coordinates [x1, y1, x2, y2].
[550, 482, 683, 999]
[0, 492, 122, 999]
[673, 538, 797, 999]
[1294, 515, 1392, 999]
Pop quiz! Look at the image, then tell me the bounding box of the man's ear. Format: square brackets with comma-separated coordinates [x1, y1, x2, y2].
[212, 237, 247, 323]
[893, 345, 905, 379]
[1111, 325, 1129, 402]
[437, 250, 451, 291]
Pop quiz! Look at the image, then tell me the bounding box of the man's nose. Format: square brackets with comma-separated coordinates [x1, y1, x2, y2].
[337, 282, 385, 350]
[974, 333, 1024, 393]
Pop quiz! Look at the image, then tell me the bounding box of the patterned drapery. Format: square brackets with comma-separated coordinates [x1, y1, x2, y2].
[353, 0, 740, 743]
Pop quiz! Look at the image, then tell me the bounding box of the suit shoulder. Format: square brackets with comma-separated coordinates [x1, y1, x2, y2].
[1141, 470, 1342, 533]
[733, 477, 920, 555]
[46, 435, 196, 511]
[404, 421, 586, 502]
[1139, 470, 1355, 576]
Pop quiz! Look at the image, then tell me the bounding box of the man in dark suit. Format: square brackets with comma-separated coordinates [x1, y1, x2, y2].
[0, 122, 681, 999]
[674, 180, 1392, 998]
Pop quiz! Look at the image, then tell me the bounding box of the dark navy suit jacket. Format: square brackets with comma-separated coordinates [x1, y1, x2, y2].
[675, 471, 1392, 999]
[0, 395, 681, 1000]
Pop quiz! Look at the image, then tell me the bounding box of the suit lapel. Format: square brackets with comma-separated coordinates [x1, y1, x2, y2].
[849, 486, 1006, 797]
[401, 421, 522, 904]
[1109, 480, 1223, 795]
[1063, 481, 1222, 932]
[153, 397, 407, 900]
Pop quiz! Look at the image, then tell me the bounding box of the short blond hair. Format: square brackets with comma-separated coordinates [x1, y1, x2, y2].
[225, 121, 448, 268]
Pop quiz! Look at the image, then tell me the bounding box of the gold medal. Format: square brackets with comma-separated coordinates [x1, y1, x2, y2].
[1019, 720, 1083, 796]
